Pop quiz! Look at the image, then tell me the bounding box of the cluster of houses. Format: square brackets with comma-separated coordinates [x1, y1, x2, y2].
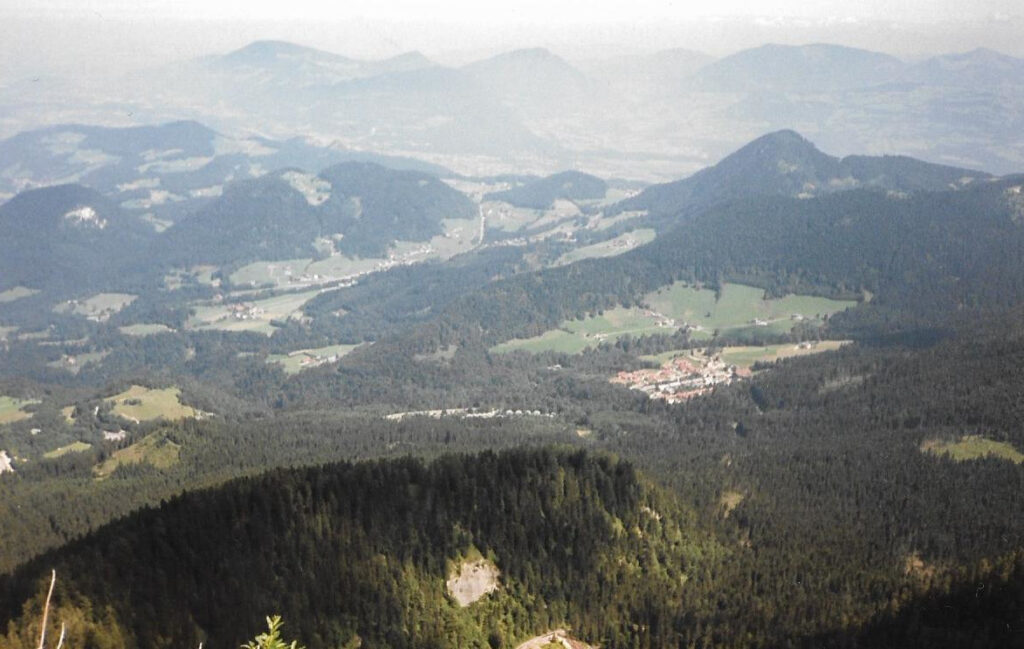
[385, 407, 552, 422]
[224, 303, 265, 321]
[290, 349, 344, 369]
[611, 353, 752, 404]
[60, 299, 120, 323]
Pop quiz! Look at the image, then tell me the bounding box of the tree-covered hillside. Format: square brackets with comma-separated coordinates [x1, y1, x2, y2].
[485, 171, 607, 209]
[0, 449, 699, 649]
[0, 184, 155, 293]
[159, 162, 476, 265]
[610, 129, 990, 224]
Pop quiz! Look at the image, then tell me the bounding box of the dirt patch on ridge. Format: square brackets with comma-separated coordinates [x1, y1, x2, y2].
[446, 558, 500, 606]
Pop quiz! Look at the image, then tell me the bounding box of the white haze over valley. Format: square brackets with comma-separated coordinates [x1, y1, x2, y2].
[2, 0, 1024, 181]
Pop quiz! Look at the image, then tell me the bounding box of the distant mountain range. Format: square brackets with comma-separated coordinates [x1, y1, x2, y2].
[0, 121, 451, 219]
[3, 40, 1023, 178]
[205, 40, 435, 84]
[692, 43, 905, 92]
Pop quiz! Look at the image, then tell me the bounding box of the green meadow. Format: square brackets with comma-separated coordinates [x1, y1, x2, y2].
[492, 282, 856, 355]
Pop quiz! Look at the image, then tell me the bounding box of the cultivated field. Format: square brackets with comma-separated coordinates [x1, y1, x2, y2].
[119, 323, 175, 336]
[108, 385, 198, 422]
[230, 218, 480, 290]
[0, 286, 39, 303]
[43, 441, 92, 459]
[587, 210, 645, 231]
[188, 289, 321, 335]
[230, 258, 315, 288]
[921, 435, 1024, 464]
[482, 202, 546, 233]
[491, 306, 669, 355]
[493, 282, 856, 355]
[716, 340, 851, 369]
[554, 228, 655, 266]
[46, 350, 109, 374]
[0, 396, 38, 425]
[93, 433, 181, 478]
[164, 265, 218, 290]
[54, 293, 137, 320]
[266, 344, 360, 374]
[647, 282, 855, 338]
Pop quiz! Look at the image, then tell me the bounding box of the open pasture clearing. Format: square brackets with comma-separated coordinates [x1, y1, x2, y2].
[139, 212, 174, 233]
[717, 340, 851, 369]
[580, 186, 641, 208]
[267, 344, 360, 374]
[230, 258, 314, 288]
[0, 396, 39, 425]
[491, 329, 594, 355]
[587, 210, 646, 231]
[720, 491, 745, 517]
[493, 282, 855, 355]
[230, 219, 480, 290]
[554, 228, 655, 266]
[108, 385, 198, 422]
[119, 323, 175, 336]
[43, 441, 92, 459]
[0, 286, 39, 303]
[441, 178, 512, 200]
[482, 202, 545, 233]
[406, 216, 480, 258]
[93, 433, 180, 478]
[647, 282, 855, 335]
[921, 435, 1024, 464]
[54, 293, 136, 320]
[164, 265, 218, 290]
[483, 202, 582, 238]
[46, 350, 109, 374]
[492, 306, 673, 355]
[303, 256, 384, 283]
[187, 289, 320, 335]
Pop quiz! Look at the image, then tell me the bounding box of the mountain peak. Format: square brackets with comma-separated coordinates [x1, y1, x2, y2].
[220, 40, 352, 65]
[229, 40, 310, 57]
[695, 43, 902, 92]
[466, 47, 574, 71]
[726, 129, 826, 163]
[505, 47, 560, 60]
[385, 50, 431, 65]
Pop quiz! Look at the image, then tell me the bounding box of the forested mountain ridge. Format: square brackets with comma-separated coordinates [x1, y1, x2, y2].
[484, 170, 608, 209]
[369, 174, 1024, 359]
[609, 129, 990, 223]
[0, 184, 155, 293]
[158, 161, 476, 264]
[0, 449, 700, 649]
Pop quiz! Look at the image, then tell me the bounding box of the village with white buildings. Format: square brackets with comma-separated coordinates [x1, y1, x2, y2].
[611, 352, 753, 404]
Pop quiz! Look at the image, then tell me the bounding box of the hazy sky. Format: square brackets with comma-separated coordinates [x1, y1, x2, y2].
[3, 0, 1023, 77]
[7, 0, 1021, 22]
